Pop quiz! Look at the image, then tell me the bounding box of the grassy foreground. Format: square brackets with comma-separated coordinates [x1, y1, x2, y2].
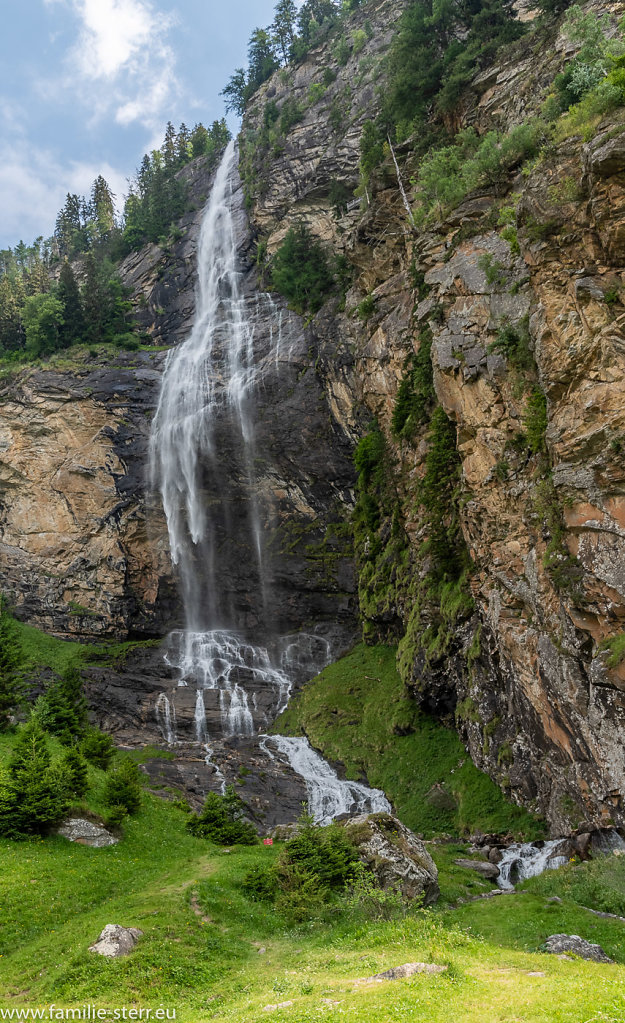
[1, 783, 625, 1022]
[274, 644, 542, 838]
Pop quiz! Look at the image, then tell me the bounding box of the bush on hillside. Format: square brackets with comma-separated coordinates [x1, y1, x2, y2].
[187, 786, 257, 845]
[242, 814, 360, 921]
[271, 223, 334, 314]
[102, 756, 143, 818]
[80, 727, 115, 770]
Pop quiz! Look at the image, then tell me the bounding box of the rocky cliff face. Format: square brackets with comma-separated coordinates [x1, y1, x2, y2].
[240, 0, 625, 834]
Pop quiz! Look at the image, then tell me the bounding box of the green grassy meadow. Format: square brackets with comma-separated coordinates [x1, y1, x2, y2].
[1, 639, 624, 1020]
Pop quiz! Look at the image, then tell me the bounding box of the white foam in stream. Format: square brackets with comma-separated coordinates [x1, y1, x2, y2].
[497, 841, 568, 890]
[261, 735, 391, 826]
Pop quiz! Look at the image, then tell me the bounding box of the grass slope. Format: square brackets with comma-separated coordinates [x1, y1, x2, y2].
[15, 618, 161, 677]
[1, 780, 625, 1022]
[274, 644, 543, 838]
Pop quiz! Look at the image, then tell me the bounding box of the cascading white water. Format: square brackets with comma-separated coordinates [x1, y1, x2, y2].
[261, 736, 391, 826]
[149, 141, 389, 823]
[155, 692, 176, 745]
[497, 840, 569, 890]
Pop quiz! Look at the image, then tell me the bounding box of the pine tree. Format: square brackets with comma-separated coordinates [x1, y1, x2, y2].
[55, 194, 82, 258]
[40, 666, 86, 745]
[247, 28, 280, 94]
[0, 276, 25, 352]
[102, 756, 142, 816]
[1, 720, 71, 836]
[90, 176, 116, 244]
[161, 121, 177, 170]
[0, 597, 23, 730]
[190, 122, 210, 158]
[82, 254, 104, 343]
[57, 261, 85, 348]
[59, 747, 89, 798]
[272, 0, 297, 62]
[80, 728, 114, 769]
[176, 122, 190, 165]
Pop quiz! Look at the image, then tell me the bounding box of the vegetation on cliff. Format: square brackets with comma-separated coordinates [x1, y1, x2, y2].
[274, 644, 542, 838]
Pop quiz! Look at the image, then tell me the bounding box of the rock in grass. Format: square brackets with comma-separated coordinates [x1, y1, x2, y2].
[340, 813, 439, 905]
[89, 924, 143, 957]
[454, 858, 500, 880]
[57, 818, 118, 848]
[544, 934, 614, 963]
[363, 962, 447, 983]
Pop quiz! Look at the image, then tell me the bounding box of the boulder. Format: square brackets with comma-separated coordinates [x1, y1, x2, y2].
[89, 924, 143, 958]
[544, 934, 614, 963]
[57, 818, 118, 848]
[454, 858, 500, 880]
[341, 813, 439, 905]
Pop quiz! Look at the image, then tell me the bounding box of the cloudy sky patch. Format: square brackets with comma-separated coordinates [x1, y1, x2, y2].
[1, 0, 279, 248]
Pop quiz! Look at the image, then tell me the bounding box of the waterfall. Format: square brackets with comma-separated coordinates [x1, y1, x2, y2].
[148, 141, 388, 824]
[155, 693, 176, 745]
[497, 840, 569, 890]
[261, 736, 391, 826]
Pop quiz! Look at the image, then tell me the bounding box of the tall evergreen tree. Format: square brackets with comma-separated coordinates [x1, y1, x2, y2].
[272, 0, 297, 62]
[57, 261, 85, 348]
[0, 277, 25, 352]
[247, 28, 280, 93]
[161, 121, 177, 169]
[90, 176, 116, 244]
[82, 254, 105, 343]
[1, 720, 71, 837]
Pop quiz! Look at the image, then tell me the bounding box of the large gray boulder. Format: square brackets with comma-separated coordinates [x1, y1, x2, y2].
[341, 813, 439, 906]
[57, 818, 118, 848]
[89, 925, 143, 958]
[544, 934, 614, 963]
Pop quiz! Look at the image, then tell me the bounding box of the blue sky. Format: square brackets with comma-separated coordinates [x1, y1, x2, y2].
[0, 0, 283, 248]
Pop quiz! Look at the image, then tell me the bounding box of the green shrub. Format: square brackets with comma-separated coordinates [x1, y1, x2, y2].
[271, 223, 334, 313]
[352, 29, 367, 54]
[525, 387, 547, 454]
[241, 814, 360, 922]
[391, 333, 434, 439]
[308, 82, 326, 104]
[360, 121, 385, 182]
[102, 756, 143, 817]
[187, 786, 257, 845]
[80, 728, 115, 770]
[487, 316, 533, 372]
[241, 863, 280, 901]
[414, 124, 541, 224]
[354, 428, 385, 490]
[279, 97, 304, 135]
[357, 294, 376, 321]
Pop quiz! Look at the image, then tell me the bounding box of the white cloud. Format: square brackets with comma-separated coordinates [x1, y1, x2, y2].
[0, 141, 128, 246]
[41, 0, 181, 131]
